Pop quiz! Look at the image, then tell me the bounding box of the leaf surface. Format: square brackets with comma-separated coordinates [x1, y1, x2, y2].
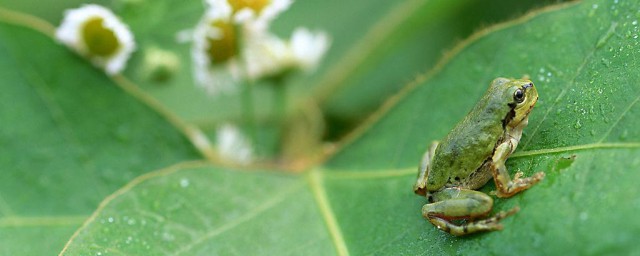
[61, 163, 335, 255]
[0, 21, 201, 255]
[60, 0, 640, 255]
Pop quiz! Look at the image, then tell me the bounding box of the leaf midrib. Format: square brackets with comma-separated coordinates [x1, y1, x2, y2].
[308, 169, 350, 256]
[322, 142, 640, 180]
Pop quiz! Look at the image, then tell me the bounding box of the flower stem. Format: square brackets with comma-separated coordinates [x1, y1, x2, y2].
[274, 82, 287, 125]
[272, 76, 289, 158]
[241, 79, 257, 147]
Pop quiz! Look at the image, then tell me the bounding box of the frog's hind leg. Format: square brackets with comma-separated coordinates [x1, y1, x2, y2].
[423, 188, 518, 236]
[414, 141, 439, 196]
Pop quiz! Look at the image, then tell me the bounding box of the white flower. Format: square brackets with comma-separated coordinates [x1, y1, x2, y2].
[191, 5, 242, 94]
[244, 27, 330, 80]
[290, 28, 330, 71]
[217, 123, 253, 164]
[207, 0, 291, 29]
[243, 31, 289, 80]
[56, 4, 135, 75]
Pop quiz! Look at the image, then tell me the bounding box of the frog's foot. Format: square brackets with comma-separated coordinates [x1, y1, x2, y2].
[423, 188, 518, 236]
[427, 207, 518, 236]
[491, 141, 546, 198]
[495, 171, 545, 198]
[427, 216, 501, 236]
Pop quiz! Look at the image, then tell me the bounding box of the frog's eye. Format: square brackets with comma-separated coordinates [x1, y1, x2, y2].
[514, 89, 525, 103]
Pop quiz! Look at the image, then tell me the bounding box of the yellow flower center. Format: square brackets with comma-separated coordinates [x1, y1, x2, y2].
[82, 17, 119, 57]
[207, 20, 237, 64]
[228, 0, 270, 14]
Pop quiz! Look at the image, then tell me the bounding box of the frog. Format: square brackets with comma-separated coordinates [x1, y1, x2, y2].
[413, 77, 545, 236]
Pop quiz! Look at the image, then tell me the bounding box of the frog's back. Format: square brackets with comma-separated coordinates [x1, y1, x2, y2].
[426, 96, 508, 191]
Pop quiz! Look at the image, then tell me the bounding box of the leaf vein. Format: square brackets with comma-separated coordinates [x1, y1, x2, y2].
[0, 8, 218, 163]
[312, 0, 427, 103]
[323, 142, 640, 180]
[511, 142, 640, 158]
[0, 215, 87, 227]
[597, 90, 640, 143]
[307, 169, 350, 256]
[171, 180, 306, 255]
[521, 51, 595, 148]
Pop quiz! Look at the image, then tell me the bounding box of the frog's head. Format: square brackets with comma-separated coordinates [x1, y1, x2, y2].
[493, 78, 538, 128]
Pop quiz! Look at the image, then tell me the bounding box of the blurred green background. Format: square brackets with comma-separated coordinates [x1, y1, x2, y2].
[0, 0, 568, 160]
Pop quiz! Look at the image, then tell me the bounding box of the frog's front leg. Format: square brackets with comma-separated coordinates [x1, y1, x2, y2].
[414, 141, 439, 196]
[491, 140, 545, 198]
[423, 188, 518, 236]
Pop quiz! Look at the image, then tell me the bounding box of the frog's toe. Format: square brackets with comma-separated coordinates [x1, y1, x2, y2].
[515, 172, 545, 187]
[476, 206, 519, 225]
[472, 220, 504, 231]
[533, 171, 546, 180]
[514, 171, 524, 180]
[429, 217, 504, 236]
[495, 206, 520, 220]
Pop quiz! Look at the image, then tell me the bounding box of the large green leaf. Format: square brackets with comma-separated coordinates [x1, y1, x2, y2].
[0, 20, 201, 255]
[57, 0, 640, 255]
[0, 1, 640, 255]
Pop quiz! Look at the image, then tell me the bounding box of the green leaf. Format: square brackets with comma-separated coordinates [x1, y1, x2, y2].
[60, 163, 336, 255]
[0, 21, 201, 255]
[4, 0, 640, 255]
[326, 0, 640, 254]
[0, 0, 87, 23]
[58, 0, 640, 255]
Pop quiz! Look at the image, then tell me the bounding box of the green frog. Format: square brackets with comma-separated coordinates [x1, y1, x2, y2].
[414, 77, 545, 236]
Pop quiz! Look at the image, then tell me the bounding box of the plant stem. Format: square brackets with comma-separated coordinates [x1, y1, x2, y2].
[241, 79, 257, 147]
[271, 76, 289, 158]
[274, 82, 287, 125]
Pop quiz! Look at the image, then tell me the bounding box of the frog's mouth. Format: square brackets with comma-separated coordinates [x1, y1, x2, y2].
[529, 95, 539, 111]
[527, 96, 538, 112]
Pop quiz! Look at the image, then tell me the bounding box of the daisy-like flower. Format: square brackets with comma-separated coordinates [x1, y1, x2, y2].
[56, 4, 135, 75]
[217, 123, 254, 164]
[244, 27, 330, 80]
[207, 0, 292, 29]
[191, 3, 242, 94]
